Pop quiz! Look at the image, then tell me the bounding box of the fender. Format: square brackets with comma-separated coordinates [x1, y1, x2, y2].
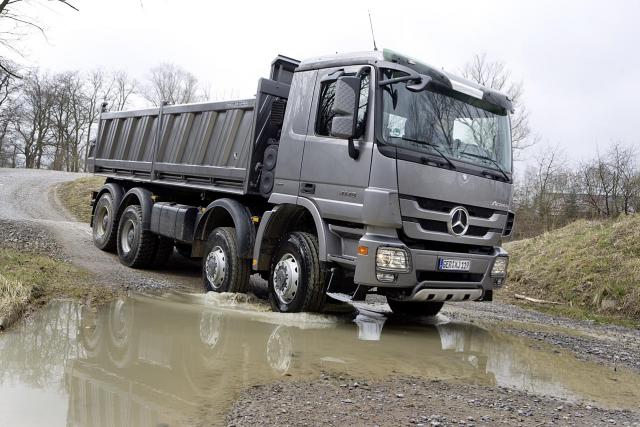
[194, 198, 255, 259]
[91, 182, 124, 227]
[118, 187, 154, 230]
[296, 197, 330, 262]
[253, 200, 332, 271]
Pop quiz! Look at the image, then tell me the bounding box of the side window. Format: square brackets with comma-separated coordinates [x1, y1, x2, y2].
[315, 71, 370, 138]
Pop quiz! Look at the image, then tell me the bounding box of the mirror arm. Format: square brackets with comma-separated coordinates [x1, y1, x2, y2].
[348, 138, 360, 160]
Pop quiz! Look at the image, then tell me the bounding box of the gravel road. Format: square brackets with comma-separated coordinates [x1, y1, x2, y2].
[226, 374, 640, 426]
[0, 168, 202, 292]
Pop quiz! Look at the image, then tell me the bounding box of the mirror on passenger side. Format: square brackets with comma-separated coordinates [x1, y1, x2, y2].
[330, 76, 360, 139]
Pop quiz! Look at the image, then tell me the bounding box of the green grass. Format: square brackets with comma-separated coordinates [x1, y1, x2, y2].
[0, 248, 117, 330]
[58, 176, 105, 222]
[504, 215, 640, 326]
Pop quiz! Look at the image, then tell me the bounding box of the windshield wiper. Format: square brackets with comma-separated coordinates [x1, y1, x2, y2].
[459, 151, 510, 182]
[401, 136, 456, 170]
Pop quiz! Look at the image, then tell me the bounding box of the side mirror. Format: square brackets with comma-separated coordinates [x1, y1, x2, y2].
[330, 76, 361, 159]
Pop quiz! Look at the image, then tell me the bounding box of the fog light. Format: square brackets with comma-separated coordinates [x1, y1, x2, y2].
[376, 272, 396, 283]
[491, 256, 508, 277]
[376, 247, 411, 272]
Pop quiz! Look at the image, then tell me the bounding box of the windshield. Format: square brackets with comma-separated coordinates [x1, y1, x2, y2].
[380, 70, 512, 174]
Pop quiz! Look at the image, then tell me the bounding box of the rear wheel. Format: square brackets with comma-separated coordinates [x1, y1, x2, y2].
[92, 192, 118, 252]
[116, 205, 157, 268]
[268, 232, 325, 313]
[387, 299, 444, 317]
[202, 227, 250, 293]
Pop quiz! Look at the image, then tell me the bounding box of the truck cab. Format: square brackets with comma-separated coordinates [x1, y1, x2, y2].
[259, 49, 513, 314]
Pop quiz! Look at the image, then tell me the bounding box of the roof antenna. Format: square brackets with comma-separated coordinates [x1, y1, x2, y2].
[368, 10, 378, 51]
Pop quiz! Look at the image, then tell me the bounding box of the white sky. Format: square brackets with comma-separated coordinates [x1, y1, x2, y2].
[10, 0, 640, 164]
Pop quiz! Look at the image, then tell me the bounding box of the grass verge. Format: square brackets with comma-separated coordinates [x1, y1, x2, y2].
[0, 248, 118, 331]
[504, 214, 640, 327]
[57, 176, 105, 223]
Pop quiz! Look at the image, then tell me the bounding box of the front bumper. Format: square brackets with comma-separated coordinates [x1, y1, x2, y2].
[354, 231, 507, 301]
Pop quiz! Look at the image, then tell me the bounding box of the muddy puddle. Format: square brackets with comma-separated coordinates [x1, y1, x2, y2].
[1, 293, 639, 426]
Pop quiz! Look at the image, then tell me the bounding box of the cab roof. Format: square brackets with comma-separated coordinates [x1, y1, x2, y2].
[296, 48, 513, 113]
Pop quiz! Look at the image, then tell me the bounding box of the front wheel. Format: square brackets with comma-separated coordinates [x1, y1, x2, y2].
[387, 299, 444, 317]
[268, 232, 325, 313]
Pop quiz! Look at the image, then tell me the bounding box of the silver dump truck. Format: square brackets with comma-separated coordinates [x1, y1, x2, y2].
[88, 49, 514, 315]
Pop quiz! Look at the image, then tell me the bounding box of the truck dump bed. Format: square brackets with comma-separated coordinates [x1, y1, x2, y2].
[89, 56, 299, 196]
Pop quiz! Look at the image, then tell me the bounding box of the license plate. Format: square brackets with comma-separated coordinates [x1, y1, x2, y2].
[438, 258, 471, 271]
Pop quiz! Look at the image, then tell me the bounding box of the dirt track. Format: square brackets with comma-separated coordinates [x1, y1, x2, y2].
[0, 168, 206, 292]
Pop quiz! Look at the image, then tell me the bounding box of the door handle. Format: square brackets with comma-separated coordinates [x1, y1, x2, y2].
[300, 183, 316, 194]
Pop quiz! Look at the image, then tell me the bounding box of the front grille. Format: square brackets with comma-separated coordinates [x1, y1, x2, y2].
[417, 270, 484, 283]
[401, 195, 505, 244]
[410, 196, 503, 219]
[412, 219, 501, 237]
[400, 233, 493, 255]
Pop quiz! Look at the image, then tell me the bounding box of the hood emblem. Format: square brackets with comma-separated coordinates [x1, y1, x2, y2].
[448, 206, 470, 236]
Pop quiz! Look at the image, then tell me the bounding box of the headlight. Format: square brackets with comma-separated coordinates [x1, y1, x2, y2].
[491, 256, 508, 277]
[376, 247, 411, 272]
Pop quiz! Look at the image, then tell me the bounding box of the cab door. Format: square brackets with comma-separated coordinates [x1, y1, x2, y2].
[298, 65, 375, 223]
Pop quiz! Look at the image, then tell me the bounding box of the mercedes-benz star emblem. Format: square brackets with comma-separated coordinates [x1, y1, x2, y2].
[448, 206, 470, 236]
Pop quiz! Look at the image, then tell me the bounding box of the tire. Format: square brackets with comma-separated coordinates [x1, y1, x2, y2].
[92, 192, 119, 252]
[387, 299, 444, 317]
[150, 237, 174, 269]
[116, 205, 157, 268]
[268, 232, 325, 313]
[202, 227, 250, 293]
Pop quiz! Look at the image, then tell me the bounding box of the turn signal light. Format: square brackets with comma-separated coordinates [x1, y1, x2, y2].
[357, 246, 369, 256]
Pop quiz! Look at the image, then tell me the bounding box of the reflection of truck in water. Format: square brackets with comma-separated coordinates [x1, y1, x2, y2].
[88, 49, 514, 314]
[65, 296, 639, 426]
[67, 296, 496, 426]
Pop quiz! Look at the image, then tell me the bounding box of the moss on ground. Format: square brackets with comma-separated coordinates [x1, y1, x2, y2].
[504, 214, 640, 326]
[0, 248, 118, 331]
[57, 176, 105, 223]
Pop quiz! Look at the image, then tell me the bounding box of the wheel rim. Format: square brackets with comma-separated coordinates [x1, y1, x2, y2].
[110, 299, 133, 348]
[205, 246, 227, 290]
[266, 325, 293, 375]
[199, 311, 222, 349]
[120, 218, 135, 255]
[273, 253, 299, 305]
[95, 204, 109, 238]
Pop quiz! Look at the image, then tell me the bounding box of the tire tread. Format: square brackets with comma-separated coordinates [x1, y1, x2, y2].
[117, 205, 157, 269]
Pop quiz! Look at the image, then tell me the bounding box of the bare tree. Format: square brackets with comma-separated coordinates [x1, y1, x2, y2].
[81, 69, 114, 168]
[581, 143, 639, 216]
[111, 70, 137, 111]
[12, 70, 55, 168]
[0, 0, 78, 77]
[50, 71, 90, 171]
[534, 145, 565, 226]
[610, 144, 638, 215]
[0, 60, 18, 165]
[462, 53, 535, 156]
[142, 63, 200, 106]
